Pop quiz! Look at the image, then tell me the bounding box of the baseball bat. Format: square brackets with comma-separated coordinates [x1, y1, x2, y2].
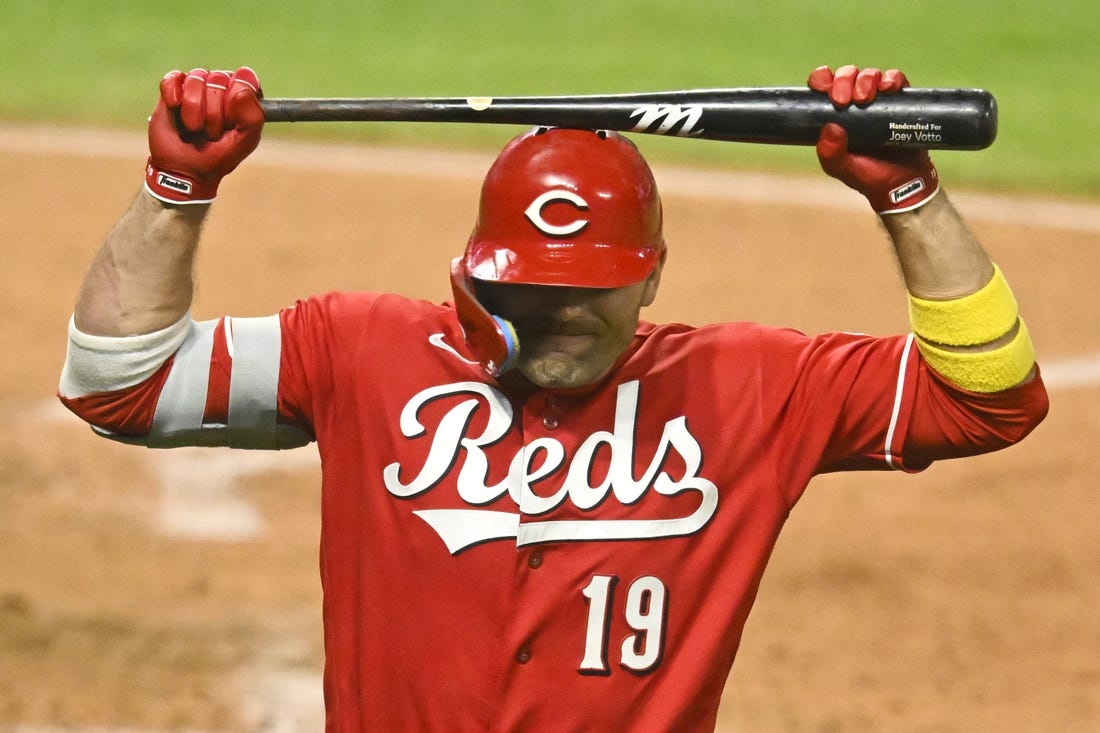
[259, 87, 997, 150]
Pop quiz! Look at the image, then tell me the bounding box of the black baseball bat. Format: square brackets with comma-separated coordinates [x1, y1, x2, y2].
[259, 87, 997, 150]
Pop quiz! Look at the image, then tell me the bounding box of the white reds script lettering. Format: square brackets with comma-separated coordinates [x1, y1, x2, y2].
[383, 380, 719, 554]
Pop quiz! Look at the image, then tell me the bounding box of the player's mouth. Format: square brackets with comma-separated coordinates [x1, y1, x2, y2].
[536, 332, 596, 352]
[521, 321, 603, 351]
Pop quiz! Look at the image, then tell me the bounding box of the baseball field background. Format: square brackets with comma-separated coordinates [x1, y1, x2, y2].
[2, 2, 1098, 731]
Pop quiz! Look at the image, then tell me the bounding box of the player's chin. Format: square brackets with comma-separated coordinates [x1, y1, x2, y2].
[519, 349, 609, 390]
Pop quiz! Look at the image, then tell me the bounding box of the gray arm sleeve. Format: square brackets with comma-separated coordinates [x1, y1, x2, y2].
[65, 314, 311, 450]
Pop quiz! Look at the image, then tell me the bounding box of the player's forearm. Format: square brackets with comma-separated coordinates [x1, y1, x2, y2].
[882, 193, 1037, 390]
[73, 190, 207, 337]
[881, 192, 994, 300]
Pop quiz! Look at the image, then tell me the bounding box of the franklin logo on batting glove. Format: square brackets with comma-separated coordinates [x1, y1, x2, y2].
[889, 178, 926, 205]
[156, 171, 193, 195]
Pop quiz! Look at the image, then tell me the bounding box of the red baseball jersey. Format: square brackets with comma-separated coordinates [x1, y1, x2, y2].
[61, 291, 1048, 731]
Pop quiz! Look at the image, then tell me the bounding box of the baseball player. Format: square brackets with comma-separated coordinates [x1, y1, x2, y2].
[59, 64, 1048, 731]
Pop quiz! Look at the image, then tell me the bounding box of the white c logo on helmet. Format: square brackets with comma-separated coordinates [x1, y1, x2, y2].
[524, 190, 590, 237]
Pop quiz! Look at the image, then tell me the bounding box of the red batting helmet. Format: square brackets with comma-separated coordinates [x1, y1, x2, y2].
[451, 127, 665, 376]
[462, 126, 665, 287]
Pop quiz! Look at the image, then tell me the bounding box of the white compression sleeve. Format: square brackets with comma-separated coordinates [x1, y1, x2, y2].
[59, 313, 192, 398]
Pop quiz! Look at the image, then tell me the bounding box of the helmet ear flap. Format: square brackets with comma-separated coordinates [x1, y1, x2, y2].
[449, 258, 519, 377]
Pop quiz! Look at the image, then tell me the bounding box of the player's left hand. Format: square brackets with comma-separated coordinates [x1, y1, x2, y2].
[809, 65, 939, 214]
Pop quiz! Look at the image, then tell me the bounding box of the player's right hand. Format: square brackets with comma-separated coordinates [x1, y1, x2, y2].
[145, 67, 264, 204]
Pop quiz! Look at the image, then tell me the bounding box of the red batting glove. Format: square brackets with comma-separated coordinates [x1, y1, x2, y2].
[145, 67, 265, 204]
[809, 65, 939, 214]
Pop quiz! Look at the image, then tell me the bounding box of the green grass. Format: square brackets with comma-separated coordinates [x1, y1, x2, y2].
[3, 0, 1096, 195]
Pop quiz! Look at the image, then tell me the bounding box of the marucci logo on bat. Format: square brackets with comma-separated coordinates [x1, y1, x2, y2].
[629, 104, 705, 136]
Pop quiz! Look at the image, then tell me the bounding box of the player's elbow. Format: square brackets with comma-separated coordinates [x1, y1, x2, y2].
[991, 376, 1049, 447]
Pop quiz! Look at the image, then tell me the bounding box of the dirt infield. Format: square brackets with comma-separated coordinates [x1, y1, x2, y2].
[2, 124, 1098, 732]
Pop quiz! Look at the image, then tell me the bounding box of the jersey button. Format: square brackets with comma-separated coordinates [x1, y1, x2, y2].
[542, 414, 559, 430]
[515, 645, 532, 664]
[528, 551, 544, 569]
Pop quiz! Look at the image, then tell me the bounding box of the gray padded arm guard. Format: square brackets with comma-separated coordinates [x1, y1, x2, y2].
[62, 314, 311, 450]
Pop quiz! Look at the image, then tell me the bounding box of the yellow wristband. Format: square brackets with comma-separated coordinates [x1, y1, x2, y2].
[908, 264, 1018, 346]
[915, 319, 1036, 393]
